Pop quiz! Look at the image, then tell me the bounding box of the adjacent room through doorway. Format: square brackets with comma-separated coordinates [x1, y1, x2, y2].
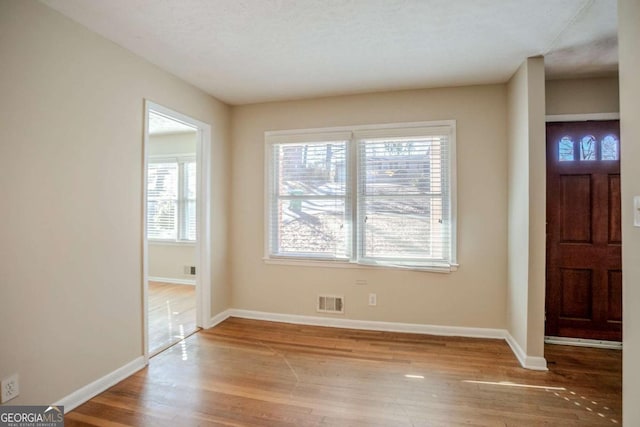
[146, 108, 200, 355]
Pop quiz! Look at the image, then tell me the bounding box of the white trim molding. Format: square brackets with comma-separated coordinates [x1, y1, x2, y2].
[545, 113, 620, 122]
[148, 276, 196, 286]
[228, 309, 504, 339]
[53, 357, 146, 412]
[263, 257, 459, 273]
[505, 334, 548, 371]
[545, 336, 622, 350]
[207, 309, 232, 329]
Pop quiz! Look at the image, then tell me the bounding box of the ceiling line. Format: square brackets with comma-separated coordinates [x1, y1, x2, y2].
[542, 0, 595, 56]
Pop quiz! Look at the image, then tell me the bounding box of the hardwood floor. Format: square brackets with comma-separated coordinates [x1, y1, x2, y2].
[66, 318, 621, 426]
[148, 281, 197, 354]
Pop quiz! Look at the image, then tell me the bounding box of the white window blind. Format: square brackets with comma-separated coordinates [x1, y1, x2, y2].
[181, 161, 197, 241]
[266, 121, 456, 271]
[357, 135, 451, 267]
[268, 139, 350, 259]
[147, 158, 196, 242]
[147, 162, 178, 240]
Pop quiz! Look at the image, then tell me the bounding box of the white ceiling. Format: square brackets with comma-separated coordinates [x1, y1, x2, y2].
[40, 0, 618, 105]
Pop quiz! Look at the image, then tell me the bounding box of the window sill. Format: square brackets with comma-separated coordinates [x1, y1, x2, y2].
[148, 240, 197, 247]
[263, 257, 458, 273]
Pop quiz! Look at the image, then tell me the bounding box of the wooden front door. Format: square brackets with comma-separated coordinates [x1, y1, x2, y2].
[545, 120, 622, 342]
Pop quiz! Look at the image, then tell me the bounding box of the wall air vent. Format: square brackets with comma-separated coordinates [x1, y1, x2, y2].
[317, 295, 344, 314]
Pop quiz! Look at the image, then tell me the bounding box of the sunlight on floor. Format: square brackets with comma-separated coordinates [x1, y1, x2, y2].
[462, 379, 618, 424]
[404, 374, 425, 379]
[148, 281, 197, 354]
[462, 380, 565, 391]
[550, 389, 618, 424]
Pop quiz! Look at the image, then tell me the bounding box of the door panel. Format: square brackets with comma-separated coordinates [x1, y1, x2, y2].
[608, 175, 622, 243]
[546, 120, 622, 341]
[607, 270, 623, 323]
[559, 174, 592, 242]
[560, 268, 592, 320]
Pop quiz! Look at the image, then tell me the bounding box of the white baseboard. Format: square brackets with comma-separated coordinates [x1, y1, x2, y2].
[228, 308, 507, 339]
[545, 336, 622, 350]
[505, 333, 548, 371]
[207, 309, 232, 329]
[148, 276, 195, 286]
[54, 356, 146, 412]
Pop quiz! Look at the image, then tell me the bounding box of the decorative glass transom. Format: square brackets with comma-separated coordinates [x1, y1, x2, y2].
[601, 135, 619, 161]
[580, 135, 597, 161]
[559, 136, 574, 161]
[558, 134, 619, 162]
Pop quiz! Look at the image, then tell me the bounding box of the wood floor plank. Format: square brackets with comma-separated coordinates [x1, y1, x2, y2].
[66, 317, 621, 426]
[148, 281, 197, 353]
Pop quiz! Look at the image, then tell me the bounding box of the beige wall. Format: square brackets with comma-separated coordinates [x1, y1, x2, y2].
[619, 0, 640, 424]
[148, 244, 196, 282]
[230, 85, 509, 328]
[0, 0, 230, 405]
[147, 132, 197, 281]
[506, 62, 530, 352]
[526, 59, 547, 359]
[506, 57, 546, 362]
[546, 77, 619, 115]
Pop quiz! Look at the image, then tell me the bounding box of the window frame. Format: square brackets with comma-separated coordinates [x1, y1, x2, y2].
[264, 121, 457, 272]
[147, 154, 197, 245]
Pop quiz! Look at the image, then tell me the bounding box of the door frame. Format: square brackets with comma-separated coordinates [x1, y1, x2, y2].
[142, 100, 212, 362]
[546, 113, 620, 122]
[544, 111, 621, 349]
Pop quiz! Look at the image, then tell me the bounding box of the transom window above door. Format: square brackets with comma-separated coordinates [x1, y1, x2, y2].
[558, 134, 619, 162]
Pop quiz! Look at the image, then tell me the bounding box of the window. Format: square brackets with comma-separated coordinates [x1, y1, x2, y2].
[558, 136, 575, 161]
[601, 135, 619, 161]
[580, 135, 597, 161]
[266, 122, 457, 271]
[268, 137, 350, 258]
[147, 157, 196, 242]
[557, 134, 620, 162]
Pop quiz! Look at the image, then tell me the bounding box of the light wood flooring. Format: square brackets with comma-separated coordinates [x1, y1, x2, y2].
[66, 317, 621, 426]
[148, 281, 197, 354]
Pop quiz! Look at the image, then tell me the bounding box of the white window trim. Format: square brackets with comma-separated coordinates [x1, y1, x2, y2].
[262, 257, 457, 273]
[264, 120, 458, 273]
[148, 240, 196, 247]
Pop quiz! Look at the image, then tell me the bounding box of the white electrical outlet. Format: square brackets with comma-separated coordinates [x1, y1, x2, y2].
[368, 293, 377, 306]
[1, 373, 19, 403]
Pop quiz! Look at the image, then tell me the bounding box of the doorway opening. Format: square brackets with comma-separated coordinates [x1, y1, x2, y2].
[545, 117, 622, 347]
[144, 101, 212, 357]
